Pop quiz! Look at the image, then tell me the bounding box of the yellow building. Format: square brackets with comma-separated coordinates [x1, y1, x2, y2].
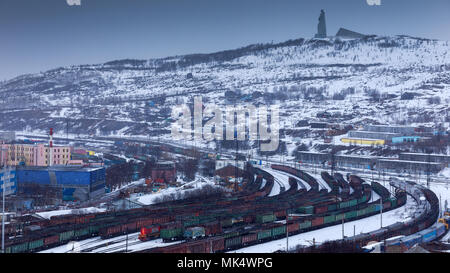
[341, 138, 385, 146]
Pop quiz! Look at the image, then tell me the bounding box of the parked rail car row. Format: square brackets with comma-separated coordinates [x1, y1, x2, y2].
[141, 178, 443, 253]
[2, 165, 411, 253]
[138, 168, 411, 253]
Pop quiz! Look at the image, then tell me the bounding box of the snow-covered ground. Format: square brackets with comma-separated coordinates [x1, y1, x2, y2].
[36, 207, 106, 219]
[135, 176, 223, 205]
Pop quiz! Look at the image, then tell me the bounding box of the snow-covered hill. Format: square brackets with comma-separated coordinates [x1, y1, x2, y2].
[0, 35, 449, 142]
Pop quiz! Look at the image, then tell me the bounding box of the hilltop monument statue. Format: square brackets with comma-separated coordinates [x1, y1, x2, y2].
[314, 9, 327, 38]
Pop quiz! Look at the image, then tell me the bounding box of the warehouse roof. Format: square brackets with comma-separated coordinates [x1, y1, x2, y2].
[400, 153, 450, 157]
[16, 166, 104, 172]
[378, 159, 442, 166]
[349, 131, 401, 135]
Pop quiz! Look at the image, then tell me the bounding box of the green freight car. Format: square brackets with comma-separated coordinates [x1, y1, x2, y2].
[345, 210, 357, 219]
[324, 215, 335, 224]
[160, 228, 183, 241]
[59, 230, 75, 242]
[256, 213, 275, 224]
[28, 239, 44, 251]
[327, 203, 337, 211]
[10, 242, 29, 253]
[271, 225, 286, 237]
[220, 218, 233, 228]
[299, 220, 312, 229]
[225, 237, 242, 249]
[183, 218, 200, 228]
[335, 213, 345, 221]
[257, 229, 272, 240]
[297, 206, 314, 214]
[357, 208, 365, 217]
[224, 230, 240, 239]
[390, 198, 397, 207]
[89, 224, 101, 235]
[74, 227, 90, 239]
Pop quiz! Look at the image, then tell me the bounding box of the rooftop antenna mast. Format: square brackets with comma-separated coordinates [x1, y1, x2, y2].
[49, 128, 53, 167]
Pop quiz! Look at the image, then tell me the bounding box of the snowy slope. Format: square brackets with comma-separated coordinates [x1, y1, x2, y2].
[0, 35, 449, 138]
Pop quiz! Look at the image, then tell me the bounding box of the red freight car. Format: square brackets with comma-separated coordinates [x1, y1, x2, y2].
[287, 222, 300, 233]
[44, 234, 60, 247]
[244, 215, 255, 223]
[312, 216, 324, 227]
[274, 210, 287, 218]
[121, 221, 137, 233]
[136, 218, 154, 229]
[209, 237, 225, 253]
[156, 243, 188, 253]
[314, 204, 328, 214]
[100, 225, 122, 238]
[75, 214, 95, 224]
[202, 221, 222, 236]
[186, 241, 208, 253]
[241, 232, 258, 246]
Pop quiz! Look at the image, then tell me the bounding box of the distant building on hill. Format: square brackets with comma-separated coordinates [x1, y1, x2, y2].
[336, 28, 367, 39]
[314, 10, 327, 38]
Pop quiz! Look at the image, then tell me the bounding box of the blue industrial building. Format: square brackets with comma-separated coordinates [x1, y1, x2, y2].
[392, 136, 421, 144]
[16, 166, 105, 201]
[0, 168, 17, 196]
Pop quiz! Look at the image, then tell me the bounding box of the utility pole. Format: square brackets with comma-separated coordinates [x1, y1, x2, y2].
[380, 196, 383, 228]
[426, 149, 431, 189]
[286, 210, 289, 252]
[125, 227, 129, 253]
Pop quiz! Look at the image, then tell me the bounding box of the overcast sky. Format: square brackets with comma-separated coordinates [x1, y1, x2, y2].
[1, 0, 449, 80]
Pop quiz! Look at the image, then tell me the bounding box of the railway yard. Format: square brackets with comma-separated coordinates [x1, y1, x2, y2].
[0, 135, 446, 254]
[0, 135, 448, 253]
